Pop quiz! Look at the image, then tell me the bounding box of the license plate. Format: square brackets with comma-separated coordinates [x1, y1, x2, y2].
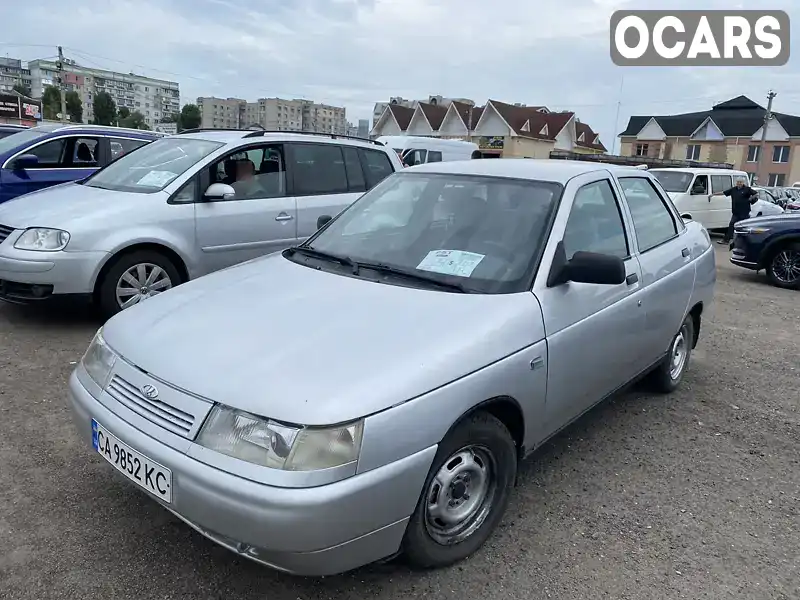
[91, 419, 172, 503]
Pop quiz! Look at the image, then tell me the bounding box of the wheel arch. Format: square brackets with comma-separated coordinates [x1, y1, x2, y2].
[687, 302, 703, 349]
[758, 234, 800, 269]
[445, 396, 526, 461]
[92, 242, 190, 299]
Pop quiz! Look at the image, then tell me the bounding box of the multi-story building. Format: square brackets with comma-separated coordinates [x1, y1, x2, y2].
[0, 57, 32, 94]
[197, 97, 246, 129]
[618, 95, 800, 186]
[370, 98, 607, 158]
[357, 119, 370, 139]
[372, 95, 475, 129]
[27, 58, 180, 127]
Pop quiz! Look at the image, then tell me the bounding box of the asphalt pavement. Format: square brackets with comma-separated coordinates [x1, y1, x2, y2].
[1, 246, 798, 600]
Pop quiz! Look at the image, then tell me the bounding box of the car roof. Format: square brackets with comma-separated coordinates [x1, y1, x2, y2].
[405, 159, 653, 183]
[175, 129, 387, 150]
[649, 167, 744, 174]
[27, 124, 162, 138]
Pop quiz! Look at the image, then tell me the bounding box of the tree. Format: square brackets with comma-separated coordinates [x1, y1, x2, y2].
[12, 82, 31, 98]
[42, 85, 61, 121]
[119, 110, 150, 130]
[93, 92, 117, 126]
[65, 91, 82, 123]
[117, 106, 131, 120]
[178, 104, 201, 130]
[161, 112, 179, 123]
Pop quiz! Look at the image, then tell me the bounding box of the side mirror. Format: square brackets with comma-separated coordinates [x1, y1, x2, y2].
[681, 215, 693, 223]
[547, 241, 626, 287]
[13, 154, 39, 170]
[317, 214, 332, 229]
[204, 183, 235, 201]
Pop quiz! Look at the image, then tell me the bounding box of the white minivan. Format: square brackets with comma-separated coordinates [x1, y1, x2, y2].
[376, 136, 479, 166]
[648, 167, 783, 231]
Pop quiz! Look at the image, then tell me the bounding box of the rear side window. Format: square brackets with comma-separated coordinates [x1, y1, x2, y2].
[342, 146, 366, 192]
[428, 150, 443, 162]
[110, 137, 149, 162]
[359, 148, 394, 189]
[290, 143, 348, 196]
[72, 137, 99, 167]
[618, 177, 678, 252]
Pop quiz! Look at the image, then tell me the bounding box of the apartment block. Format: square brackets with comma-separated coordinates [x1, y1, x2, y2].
[0, 57, 32, 94]
[618, 96, 800, 186]
[28, 58, 180, 127]
[197, 96, 246, 129]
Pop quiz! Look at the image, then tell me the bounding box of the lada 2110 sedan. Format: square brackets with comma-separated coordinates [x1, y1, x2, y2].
[67, 159, 716, 576]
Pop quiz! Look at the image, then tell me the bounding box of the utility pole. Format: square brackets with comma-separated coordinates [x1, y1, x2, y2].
[755, 89, 777, 185]
[56, 46, 67, 123]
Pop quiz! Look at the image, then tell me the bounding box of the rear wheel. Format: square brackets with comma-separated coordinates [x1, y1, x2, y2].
[402, 412, 517, 569]
[97, 250, 181, 318]
[766, 243, 800, 290]
[647, 315, 694, 394]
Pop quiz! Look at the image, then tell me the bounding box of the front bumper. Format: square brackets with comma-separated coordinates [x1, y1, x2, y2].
[67, 370, 435, 576]
[0, 241, 109, 300]
[730, 232, 763, 270]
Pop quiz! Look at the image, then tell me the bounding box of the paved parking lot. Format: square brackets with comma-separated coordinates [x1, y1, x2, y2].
[1, 246, 798, 600]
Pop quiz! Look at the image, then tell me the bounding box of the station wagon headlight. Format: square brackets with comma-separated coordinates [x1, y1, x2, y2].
[81, 330, 117, 389]
[197, 405, 363, 471]
[14, 227, 71, 251]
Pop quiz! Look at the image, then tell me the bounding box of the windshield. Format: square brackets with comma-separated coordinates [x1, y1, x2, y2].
[296, 172, 563, 294]
[649, 170, 693, 193]
[83, 137, 224, 193]
[0, 128, 50, 156]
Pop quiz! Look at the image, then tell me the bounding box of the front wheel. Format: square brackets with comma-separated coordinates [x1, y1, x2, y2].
[766, 243, 800, 290]
[98, 250, 181, 318]
[402, 412, 517, 569]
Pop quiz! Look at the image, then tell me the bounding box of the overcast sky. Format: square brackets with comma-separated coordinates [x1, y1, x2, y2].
[2, 0, 798, 151]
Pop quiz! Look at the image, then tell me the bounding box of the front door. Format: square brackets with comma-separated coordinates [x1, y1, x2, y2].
[1, 135, 100, 201]
[616, 176, 695, 363]
[708, 173, 734, 229]
[194, 142, 297, 273]
[684, 174, 711, 227]
[536, 175, 646, 436]
[288, 142, 366, 242]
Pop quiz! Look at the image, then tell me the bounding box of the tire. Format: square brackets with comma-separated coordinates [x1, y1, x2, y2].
[97, 250, 182, 319]
[765, 243, 800, 290]
[647, 314, 694, 394]
[402, 411, 517, 569]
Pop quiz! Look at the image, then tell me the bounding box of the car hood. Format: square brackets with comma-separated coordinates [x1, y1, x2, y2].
[0, 182, 151, 229]
[102, 254, 544, 425]
[737, 213, 800, 228]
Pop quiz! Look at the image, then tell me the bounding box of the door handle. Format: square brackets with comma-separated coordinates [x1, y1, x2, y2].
[681, 247, 690, 258]
[275, 213, 293, 222]
[626, 273, 639, 285]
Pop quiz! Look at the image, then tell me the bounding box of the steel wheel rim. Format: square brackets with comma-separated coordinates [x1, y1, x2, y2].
[424, 445, 497, 546]
[772, 250, 800, 284]
[669, 324, 689, 380]
[115, 263, 173, 309]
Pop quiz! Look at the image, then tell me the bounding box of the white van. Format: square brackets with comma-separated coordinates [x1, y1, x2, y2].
[648, 167, 783, 231]
[376, 136, 479, 166]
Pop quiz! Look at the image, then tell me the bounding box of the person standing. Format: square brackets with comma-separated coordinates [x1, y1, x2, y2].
[719, 177, 758, 248]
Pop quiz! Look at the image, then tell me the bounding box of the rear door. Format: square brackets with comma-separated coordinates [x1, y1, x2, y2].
[1, 135, 100, 199]
[616, 175, 695, 363]
[194, 142, 297, 273]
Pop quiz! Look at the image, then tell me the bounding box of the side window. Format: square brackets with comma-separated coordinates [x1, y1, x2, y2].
[110, 138, 148, 163]
[427, 150, 443, 163]
[342, 146, 366, 192]
[711, 174, 732, 194]
[290, 143, 348, 196]
[618, 177, 678, 253]
[562, 179, 629, 260]
[207, 143, 286, 200]
[690, 174, 708, 195]
[26, 138, 68, 167]
[359, 148, 394, 189]
[404, 149, 427, 166]
[71, 137, 99, 167]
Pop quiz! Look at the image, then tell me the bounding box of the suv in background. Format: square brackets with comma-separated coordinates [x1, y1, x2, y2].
[0, 124, 163, 203]
[0, 129, 403, 316]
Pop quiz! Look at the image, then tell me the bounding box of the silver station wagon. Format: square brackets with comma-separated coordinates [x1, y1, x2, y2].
[68, 159, 716, 576]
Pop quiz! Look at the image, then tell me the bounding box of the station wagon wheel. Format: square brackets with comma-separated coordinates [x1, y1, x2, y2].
[766, 244, 800, 290]
[402, 411, 517, 569]
[97, 250, 182, 319]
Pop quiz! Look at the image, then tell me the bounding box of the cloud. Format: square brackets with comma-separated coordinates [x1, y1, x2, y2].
[2, 0, 798, 147]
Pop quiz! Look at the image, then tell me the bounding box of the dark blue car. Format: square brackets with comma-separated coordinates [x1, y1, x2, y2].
[730, 213, 800, 290]
[0, 124, 163, 203]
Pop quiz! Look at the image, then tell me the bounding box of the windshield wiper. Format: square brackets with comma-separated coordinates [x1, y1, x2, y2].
[354, 261, 470, 293]
[285, 245, 357, 270]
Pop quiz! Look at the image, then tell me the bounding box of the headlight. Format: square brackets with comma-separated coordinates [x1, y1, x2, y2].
[737, 226, 770, 234]
[81, 330, 116, 389]
[196, 405, 363, 471]
[14, 227, 70, 251]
